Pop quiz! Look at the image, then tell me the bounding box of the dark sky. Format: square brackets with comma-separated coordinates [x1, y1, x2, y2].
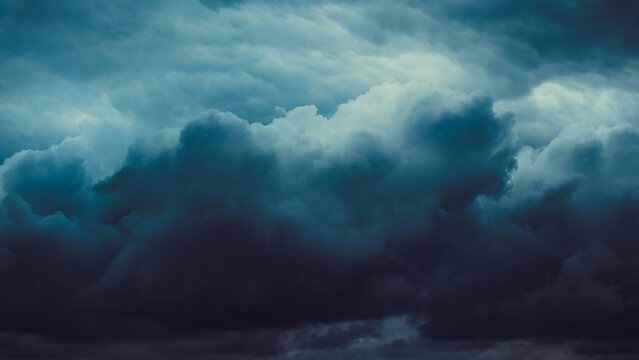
[1, 1, 639, 359]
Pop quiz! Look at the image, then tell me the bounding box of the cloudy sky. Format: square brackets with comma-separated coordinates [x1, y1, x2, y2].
[2, 1, 639, 359]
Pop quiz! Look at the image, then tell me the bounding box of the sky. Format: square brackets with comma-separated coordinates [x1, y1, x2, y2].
[1, 0, 639, 359]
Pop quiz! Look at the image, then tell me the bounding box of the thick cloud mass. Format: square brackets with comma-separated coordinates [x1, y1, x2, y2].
[405, 0, 639, 69]
[2, 1, 639, 359]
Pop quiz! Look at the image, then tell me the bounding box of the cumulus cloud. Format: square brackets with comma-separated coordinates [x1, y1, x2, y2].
[2, 1, 639, 359]
[0, 83, 514, 337]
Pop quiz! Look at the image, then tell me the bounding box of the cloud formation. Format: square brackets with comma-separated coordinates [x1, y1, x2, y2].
[2, 1, 639, 359]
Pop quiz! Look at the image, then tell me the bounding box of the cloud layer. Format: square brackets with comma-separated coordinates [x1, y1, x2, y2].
[2, 1, 639, 359]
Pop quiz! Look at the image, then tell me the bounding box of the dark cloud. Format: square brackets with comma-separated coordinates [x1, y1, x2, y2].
[85, 95, 514, 334]
[2, 151, 88, 217]
[572, 340, 639, 357]
[198, 0, 249, 10]
[3, 83, 639, 358]
[2, 1, 639, 359]
[0, 92, 513, 344]
[405, 0, 639, 68]
[0, 0, 157, 79]
[0, 330, 287, 360]
[415, 129, 639, 343]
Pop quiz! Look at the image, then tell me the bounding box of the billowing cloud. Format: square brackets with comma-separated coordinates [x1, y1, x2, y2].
[2, 1, 639, 359]
[0, 84, 515, 336]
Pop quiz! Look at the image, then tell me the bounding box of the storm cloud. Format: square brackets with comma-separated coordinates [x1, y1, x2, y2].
[1, 1, 639, 359]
